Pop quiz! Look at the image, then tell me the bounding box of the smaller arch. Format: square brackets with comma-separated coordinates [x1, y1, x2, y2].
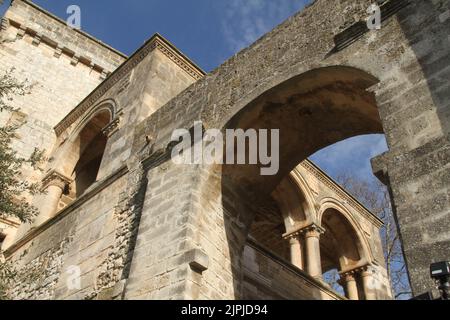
[71, 112, 110, 197]
[272, 170, 319, 234]
[69, 99, 118, 139]
[318, 199, 372, 272]
[289, 168, 318, 220]
[45, 107, 113, 210]
[51, 99, 119, 177]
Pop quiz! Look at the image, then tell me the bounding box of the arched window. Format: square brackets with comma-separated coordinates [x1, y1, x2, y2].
[320, 208, 364, 299]
[65, 110, 110, 200]
[29, 109, 114, 229]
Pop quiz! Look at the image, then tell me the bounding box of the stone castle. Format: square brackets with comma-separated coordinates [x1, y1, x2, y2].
[0, 0, 448, 300]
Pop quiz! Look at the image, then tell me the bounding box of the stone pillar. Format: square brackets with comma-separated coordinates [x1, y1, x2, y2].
[304, 224, 325, 279]
[34, 171, 71, 227]
[361, 266, 377, 300]
[286, 233, 304, 270]
[340, 271, 359, 300]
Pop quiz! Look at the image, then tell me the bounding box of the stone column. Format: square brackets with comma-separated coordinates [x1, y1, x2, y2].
[34, 170, 71, 227]
[361, 265, 377, 300]
[286, 232, 304, 270]
[304, 224, 325, 279]
[340, 271, 359, 300]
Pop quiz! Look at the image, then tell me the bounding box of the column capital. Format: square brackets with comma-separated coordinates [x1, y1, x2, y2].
[302, 223, 325, 238]
[41, 170, 72, 191]
[284, 223, 325, 239]
[283, 230, 302, 241]
[339, 269, 358, 281]
[355, 264, 376, 277]
[339, 269, 360, 300]
[1, 18, 9, 32]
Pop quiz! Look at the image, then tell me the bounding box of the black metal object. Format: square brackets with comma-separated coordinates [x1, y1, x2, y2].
[431, 261, 450, 300]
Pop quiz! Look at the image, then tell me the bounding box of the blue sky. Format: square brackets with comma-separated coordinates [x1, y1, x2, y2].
[0, 0, 389, 185]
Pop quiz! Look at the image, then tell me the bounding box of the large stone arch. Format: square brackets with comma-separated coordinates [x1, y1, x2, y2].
[125, 0, 448, 299]
[212, 65, 383, 298]
[220, 65, 382, 195]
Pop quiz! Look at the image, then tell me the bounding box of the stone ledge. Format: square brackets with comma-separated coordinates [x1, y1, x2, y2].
[245, 238, 345, 300]
[4, 165, 129, 258]
[96, 280, 127, 300]
[185, 248, 209, 273]
[5, 19, 112, 79]
[329, 0, 411, 55]
[11, 0, 127, 59]
[54, 33, 206, 137]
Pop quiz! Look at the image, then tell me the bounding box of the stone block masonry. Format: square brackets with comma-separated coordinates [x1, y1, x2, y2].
[1, 0, 449, 300]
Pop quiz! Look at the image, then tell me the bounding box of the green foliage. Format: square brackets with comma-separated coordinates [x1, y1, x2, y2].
[0, 258, 16, 300]
[0, 69, 44, 299]
[0, 69, 44, 223]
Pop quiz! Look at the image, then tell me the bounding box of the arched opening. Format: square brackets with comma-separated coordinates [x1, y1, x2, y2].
[222, 66, 382, 195]
[64, 110, 110, 202]
[323, 268, 345, 296]
[272, 175, 310, 233]
[248, 194, 290, 261]
[21, 108, 114, 232]
[217, 65, 384, 299]
[321, 208, 362, 273]
[320, 208, 365, 298]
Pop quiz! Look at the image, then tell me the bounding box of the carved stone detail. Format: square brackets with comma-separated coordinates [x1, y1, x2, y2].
[102, 117, 121, 137]
[54, 35, 205, 137]
[41, 170, 72, 191]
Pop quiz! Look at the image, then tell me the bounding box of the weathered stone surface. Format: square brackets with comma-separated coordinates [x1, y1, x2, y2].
[1, 0, 449, 300]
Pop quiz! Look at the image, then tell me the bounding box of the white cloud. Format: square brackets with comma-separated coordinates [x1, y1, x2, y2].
[219, 0, 309, 53]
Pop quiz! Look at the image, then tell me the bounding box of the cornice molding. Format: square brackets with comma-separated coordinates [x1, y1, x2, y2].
[5, 19, 115, 78]
[11, 0, 127, 58]
[150, 36, 205, 81]
[54, 34, 205, 137]
[300, 160, 384, 228]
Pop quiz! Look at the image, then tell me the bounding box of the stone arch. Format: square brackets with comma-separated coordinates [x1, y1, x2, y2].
[64, 110, 111, 197]
[317, 200, 371, 272]
[272, 171, 316, 234]
[46, 99, 120, 208]
[72, 99, 118, 135]
[51, 99, 119, 177]
[28, 105, 116, 229]
[216, 65, 384, 298]
[288, 169, 318, 220]
[220, 65, 382, 195]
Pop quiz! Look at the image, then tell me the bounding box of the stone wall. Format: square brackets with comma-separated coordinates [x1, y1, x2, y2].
[2, 0, 205, 300]
[242, 241, 342, 300]
[6, 169, 128, 299]
[0, 0, 126, 186]
[130, 0, 449, 297]
[2, 0, 449, 300]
